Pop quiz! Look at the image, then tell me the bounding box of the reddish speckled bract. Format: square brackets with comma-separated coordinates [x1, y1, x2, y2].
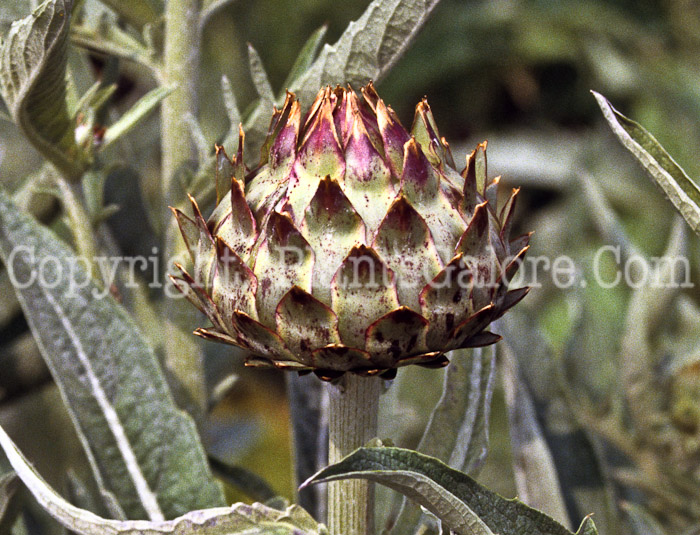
[171, 84, 530, 381]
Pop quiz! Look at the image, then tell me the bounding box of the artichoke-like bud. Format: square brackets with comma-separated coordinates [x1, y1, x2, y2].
[171, 84, 530, 381]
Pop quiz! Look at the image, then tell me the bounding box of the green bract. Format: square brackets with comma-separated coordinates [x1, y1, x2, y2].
[172, 84, 530, 380]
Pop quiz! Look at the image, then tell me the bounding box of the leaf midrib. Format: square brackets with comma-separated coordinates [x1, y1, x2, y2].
[42, 289, 165, 521]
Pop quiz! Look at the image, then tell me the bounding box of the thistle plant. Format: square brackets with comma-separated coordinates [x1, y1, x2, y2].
[171, 82, 529, 533]
[171, 84, 528, 379]
[4, 1, 698, 535]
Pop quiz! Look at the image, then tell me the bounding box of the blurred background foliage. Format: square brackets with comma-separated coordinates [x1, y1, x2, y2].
[2, 0, 700, 533]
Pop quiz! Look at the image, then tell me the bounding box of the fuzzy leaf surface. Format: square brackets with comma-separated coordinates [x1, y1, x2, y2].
[0, 189, 224, 519]
[248, 44, 275, 105]
[0, 422, 327, 535]
[593, 91, 700, 235]
[291, 0, 441, 104]
[236, 0, 441, 160]
[70, 20, 154, 70]
[303, 447, 597, 535]
[0, 0, 86, 180]
[421, 347, 496, 473]
[220, 75, 241, 129]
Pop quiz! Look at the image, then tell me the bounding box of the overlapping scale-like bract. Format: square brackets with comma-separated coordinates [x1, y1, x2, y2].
[172, 84, 530, 381]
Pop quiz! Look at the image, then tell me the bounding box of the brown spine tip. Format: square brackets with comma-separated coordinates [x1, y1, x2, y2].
[215, 144, 230, 160]
[187, 194, 205, 223]
[360, 81, 379, 110]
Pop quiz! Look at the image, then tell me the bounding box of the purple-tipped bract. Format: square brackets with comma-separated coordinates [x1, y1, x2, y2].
[172, 84, 530, 381]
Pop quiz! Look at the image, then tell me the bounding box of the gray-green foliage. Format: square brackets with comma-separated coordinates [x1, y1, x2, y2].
[233, 0, 443, 167]
[101, 86, 174, 149]
[590, 92, 700, 530]
[594, 91, 700, 236]
[500, 310, 622, 535]
[0, 0, 509, 532]
[290, 0, 441, 103]
[0, 188, 225, 520]
[468, 104, 700, 531]
[391, 347, 497, 534]
[0, 423, 327, 535]
[70, 11, 155, 70]
[498, 96, 700, 529]
[191, 0, 447, 216]
[0, 0, 650, 534]
[303, 447, 598, 535]
[97, 0, 160, 29]
[419, 347, 496, 474]
[500, 342, 570, 528]
[0, 0, 85, 180]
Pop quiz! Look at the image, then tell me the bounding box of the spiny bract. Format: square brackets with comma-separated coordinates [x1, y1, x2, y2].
[171, 83, 530, 381]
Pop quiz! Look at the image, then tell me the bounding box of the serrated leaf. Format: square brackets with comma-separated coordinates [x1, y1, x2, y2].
[0, 0, 87, 180]
[303, 447, 598, 535]
[392, 347, 497, 534]
[0, 188, 225, 520]
[501, 341, 571, 528]
[290, 0, 441, 104]
[0, 422, 327, 535]
[102, 85, 174, 149]
[247, 44, 275, 105]
[281, 26, 328, 91]
[593, 91, 700, 236]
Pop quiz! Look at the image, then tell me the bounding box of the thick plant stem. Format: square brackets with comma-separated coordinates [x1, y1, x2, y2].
[161, 0, 199, 191]
[161, 0, 207, 412]
[328, 374, 382, 535]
